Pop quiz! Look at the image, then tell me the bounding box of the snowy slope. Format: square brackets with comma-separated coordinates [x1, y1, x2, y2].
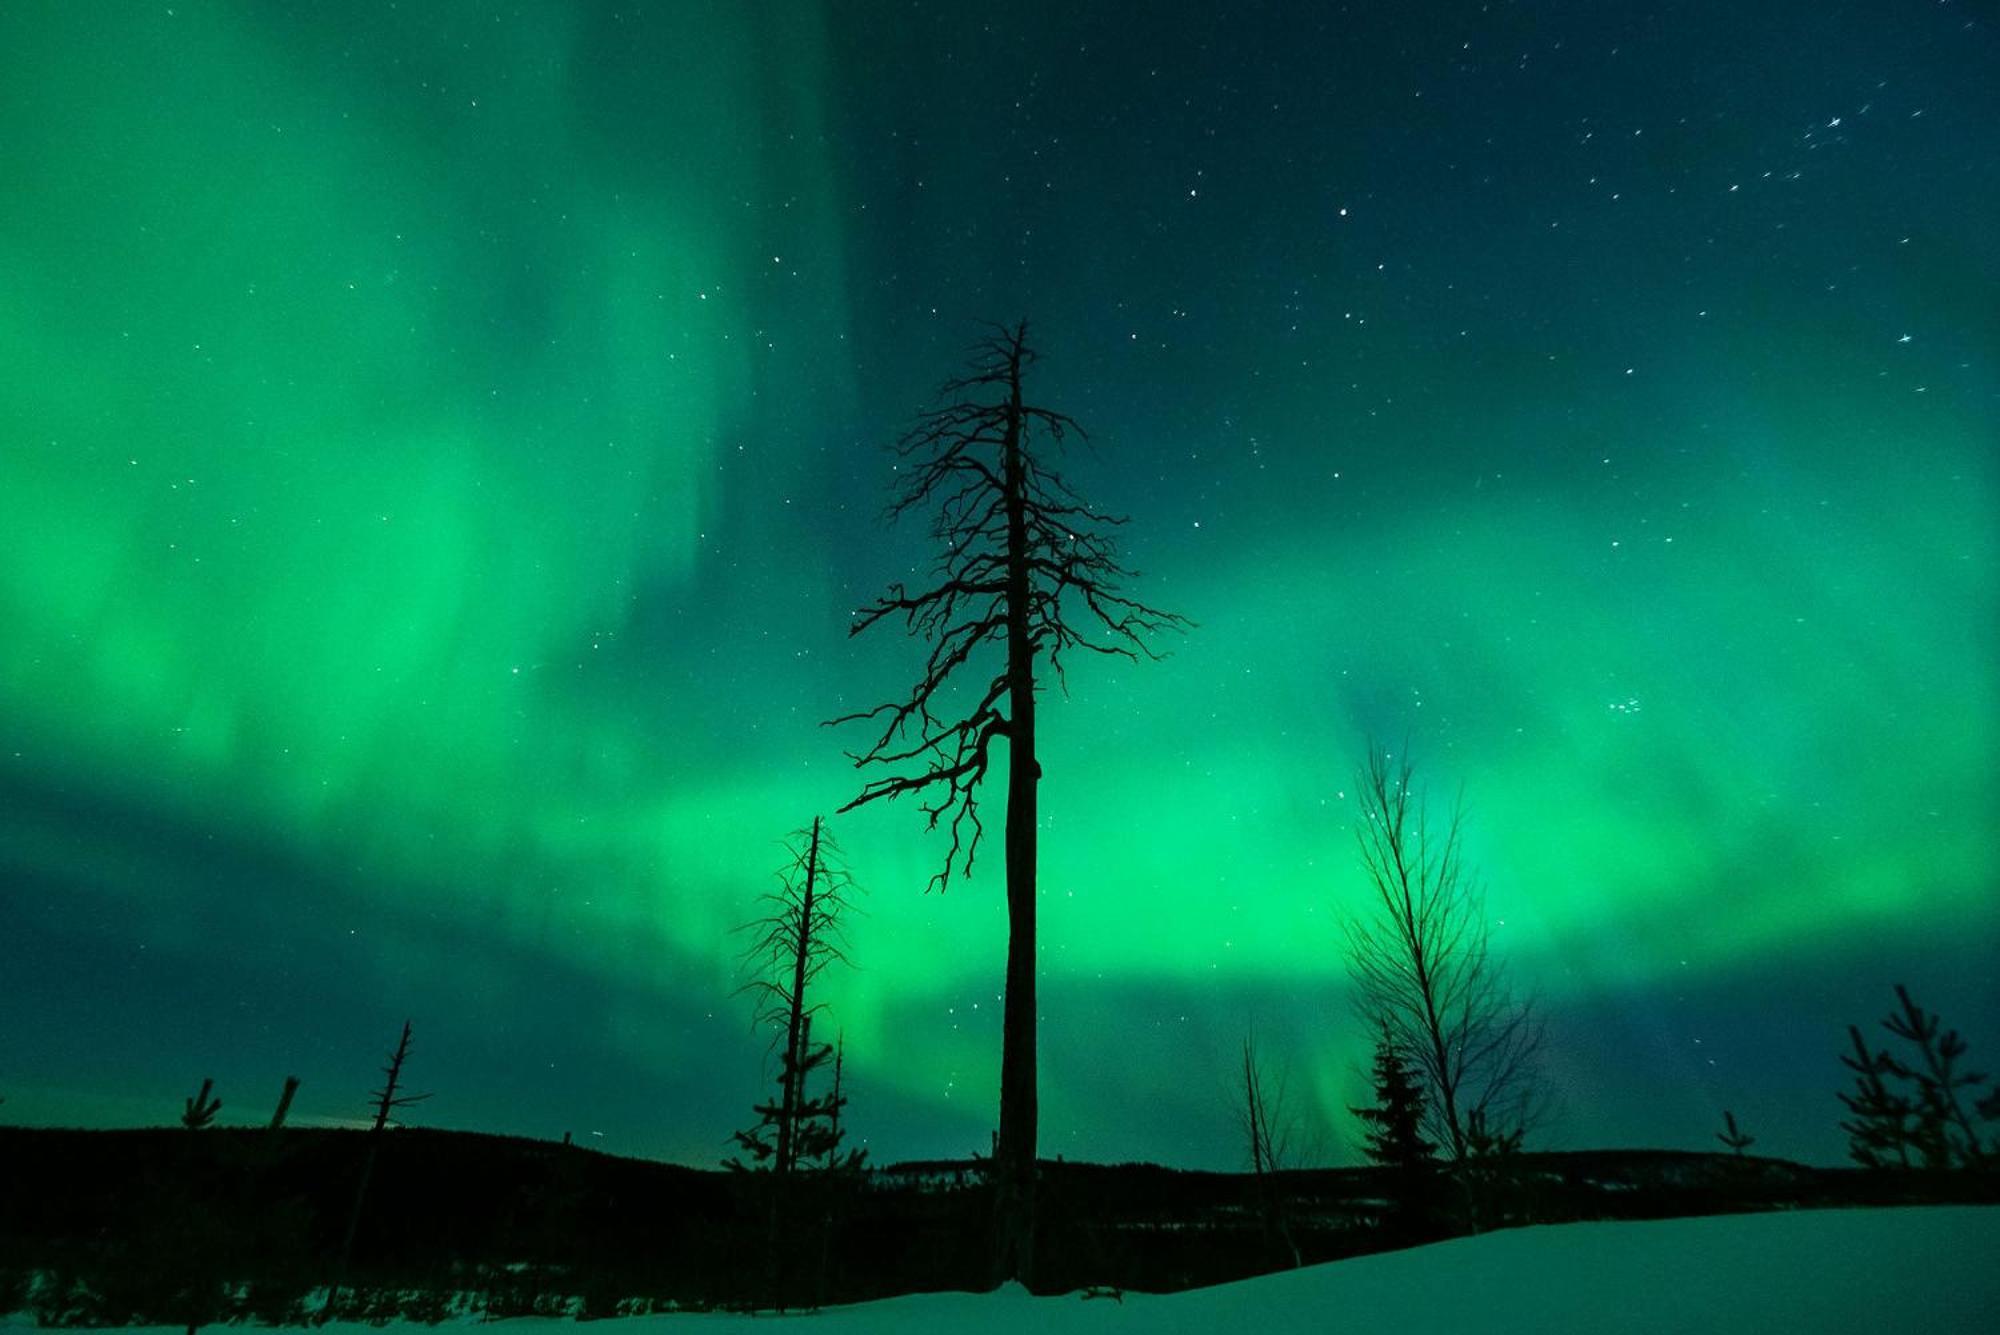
[8, 1206, 1994, 1333]
[585, 1206, 1998, 1334]
[725, 1206, 1999, 1334]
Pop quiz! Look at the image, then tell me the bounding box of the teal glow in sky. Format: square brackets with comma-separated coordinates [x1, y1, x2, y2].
[2, 0, 1994, 1167]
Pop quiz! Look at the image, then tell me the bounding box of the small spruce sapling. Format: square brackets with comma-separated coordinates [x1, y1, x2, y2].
[1351, 1027, 1438, 1235]
[1838, 985, 1989, 1171]
[1716, 1109, 1755, 1157]
[1838, 1025, 1913, 1168]
[1460, 1107, 1525, 1231]
[1353, 1028, 1436, 1172]
[1879, 984, 1987, 1170]
[182, 1078, 222, 1130]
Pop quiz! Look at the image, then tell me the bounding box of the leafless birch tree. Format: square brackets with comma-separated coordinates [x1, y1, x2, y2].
[1343, 745, 1544, 1162]
[1238, 1032, 1301, 1268]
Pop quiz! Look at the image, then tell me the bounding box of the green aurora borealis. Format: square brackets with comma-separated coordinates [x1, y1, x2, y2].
[2, 1, 1995, 1167]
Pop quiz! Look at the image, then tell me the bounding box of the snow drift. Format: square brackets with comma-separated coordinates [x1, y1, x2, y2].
[6, 1205, 1992, 1333]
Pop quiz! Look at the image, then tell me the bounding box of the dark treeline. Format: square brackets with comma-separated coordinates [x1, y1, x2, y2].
[5, 1126, 1996, 1325]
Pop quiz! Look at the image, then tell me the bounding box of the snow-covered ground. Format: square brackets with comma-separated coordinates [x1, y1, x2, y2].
[738, 1206, 1998, 1333]
[7, 1206, 1994, 1333]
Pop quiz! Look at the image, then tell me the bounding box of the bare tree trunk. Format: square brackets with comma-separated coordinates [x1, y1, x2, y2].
[1245, 1043, 1265, 1176]
[323, 1021, 426, 1323]
[268, 1076, 300, 1134]
[834, 322, 1183, 1285]
[995, 346, 1039, 1287]
[1241, 1036, 1300, 1269]
[325, 1140, 379, 1321]
[776, 817, 822, 1177]
[1410, 940, 1467, 1162]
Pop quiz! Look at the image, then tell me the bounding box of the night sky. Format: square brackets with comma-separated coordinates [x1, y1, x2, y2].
[3, 1, 1994, 1170]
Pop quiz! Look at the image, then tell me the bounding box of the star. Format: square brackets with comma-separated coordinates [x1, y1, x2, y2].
[1897, 334, 1912, 344]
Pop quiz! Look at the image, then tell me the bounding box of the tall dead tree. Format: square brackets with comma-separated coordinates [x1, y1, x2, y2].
[323, 1020, 429, 1321]
[1342, 745, 1544, 1162]
[730, 817, 861, 1176]
[831, 322, 1185, 1284]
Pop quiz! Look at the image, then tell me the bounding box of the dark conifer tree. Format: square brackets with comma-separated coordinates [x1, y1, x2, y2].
[1459, 1107, 1526, 1232]
[1352, 1027, 1438, 1236]
[731, 1020, 861, 1174]
[1878, 984, 1987, 1170]
[1716, 1109, 1755, 1157]
[1838, 986, 1988, 1171]
[1838, 1024, 1914, 1168]
[1354, 1028, 1436, 1172]
[729, 818, 862, 1176]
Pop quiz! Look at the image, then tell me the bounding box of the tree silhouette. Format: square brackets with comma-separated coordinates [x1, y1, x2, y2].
[1238, 1032, 1300, 1268]
[181, 1078, 221, 1131]
[166, 1079, 228, 1333]
[1351, 1024, 1438, 1234]
[323, 1020, 429, 1321]
[1862, 984, 1987, 1170]
[1838, 1024, 1914, 1168]
[1459, 1107, 1527, 1231]
[267, 1076, 300, 1135]
[831, 321, 1185, 1283]
[822, 1032, 859, 1172]
[1353, 1025, 1436, 1170]
[1715, 1109, 1755, 1157]
[1342, 745, 1544, 1162]
[729, 817, 862, 1176]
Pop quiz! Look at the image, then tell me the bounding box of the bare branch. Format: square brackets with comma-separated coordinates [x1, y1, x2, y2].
[829, 321, 1188, 893]
[1340, 744, 1545, 1161]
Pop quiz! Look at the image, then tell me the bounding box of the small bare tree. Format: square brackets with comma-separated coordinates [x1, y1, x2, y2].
[1342, 745, 1544, 1162]
[1838, 1024, 1914, 1168]
[323, 1020, 429, 1321]
[1238, 1032, 1300, 1268]
[730, 816, 861, 1176]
